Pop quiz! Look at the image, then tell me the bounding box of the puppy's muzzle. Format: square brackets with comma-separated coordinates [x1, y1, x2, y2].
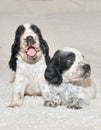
[25, 36, 36, 46]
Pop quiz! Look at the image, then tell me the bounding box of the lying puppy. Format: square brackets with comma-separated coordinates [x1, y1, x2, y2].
[9, 24, 50, 107]
[44, 47, 96, 109]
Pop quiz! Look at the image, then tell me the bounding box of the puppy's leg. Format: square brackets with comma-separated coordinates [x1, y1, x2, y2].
[9, 77, 29, 107]
[40, 84, 61, 107]
[65, 98, 86, 109]
[60, 84, 90, 109]
[44, 94, 61, 107]
[10, 84, 26, 107]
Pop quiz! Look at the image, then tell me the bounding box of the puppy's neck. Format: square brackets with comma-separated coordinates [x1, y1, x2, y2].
[64, 77, 92, 88]
[64, 78, 92, 88]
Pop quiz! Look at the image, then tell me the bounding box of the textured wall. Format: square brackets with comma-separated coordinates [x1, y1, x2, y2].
[0, 0, 101, 15]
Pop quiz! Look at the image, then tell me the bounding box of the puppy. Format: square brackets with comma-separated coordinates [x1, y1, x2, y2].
[44, 47, 96, 109]
[9, 24, 50, 107]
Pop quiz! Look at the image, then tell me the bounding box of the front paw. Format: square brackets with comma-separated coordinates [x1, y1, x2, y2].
[65, 98, 83, 109]
[66, 104, 82, 109]
[9, 92, 24, 107]
[9, 100, 23, 108]
[44, 100, 59, 108]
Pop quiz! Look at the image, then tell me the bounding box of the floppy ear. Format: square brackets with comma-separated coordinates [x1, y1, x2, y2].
[45, 50, 63, 85]
[31, 24, 50, 65]
[40, 39, 50, 66]
[9, 25, 25, 71]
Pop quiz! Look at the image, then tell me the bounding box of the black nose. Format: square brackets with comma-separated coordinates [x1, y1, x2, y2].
[26, 36, 35, 44]
[83, 64, 91, 72]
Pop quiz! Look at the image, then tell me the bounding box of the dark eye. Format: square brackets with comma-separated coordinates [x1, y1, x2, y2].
[67, 56, 74, 64]
[66, 53, 75, 64]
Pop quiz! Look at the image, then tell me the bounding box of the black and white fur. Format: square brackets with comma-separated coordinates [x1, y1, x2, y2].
[9, 24, 50, 107]
[44, 47, 96, 109]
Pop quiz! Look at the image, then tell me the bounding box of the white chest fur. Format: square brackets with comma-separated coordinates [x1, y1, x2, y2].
[15, 55, 46, 96]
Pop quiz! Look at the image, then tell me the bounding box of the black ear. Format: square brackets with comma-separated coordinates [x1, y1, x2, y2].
[31, 24, 50, 66]
[9, 25, 25, 71]
[45, 50, 63, 85]
[40, 39, 50, 66]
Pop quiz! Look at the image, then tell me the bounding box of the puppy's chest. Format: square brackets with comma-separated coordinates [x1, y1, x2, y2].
[30, 65, 45, 78]
[17, 59, 46, 80]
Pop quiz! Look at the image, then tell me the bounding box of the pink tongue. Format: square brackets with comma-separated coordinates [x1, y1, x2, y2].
[27, 47, 36, 57]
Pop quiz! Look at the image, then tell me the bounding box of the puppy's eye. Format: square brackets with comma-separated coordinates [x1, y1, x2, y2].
[67, 58, 73, 63]
[66, 52, 75, 65]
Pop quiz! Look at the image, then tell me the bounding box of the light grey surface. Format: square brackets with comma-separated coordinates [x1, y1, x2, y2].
[0, 0, 101, 130]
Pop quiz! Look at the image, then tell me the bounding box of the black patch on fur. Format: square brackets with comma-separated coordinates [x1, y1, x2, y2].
[9, 25, 25, 71]
[59, 52, 75, 72]
[45, 50, 75, 85]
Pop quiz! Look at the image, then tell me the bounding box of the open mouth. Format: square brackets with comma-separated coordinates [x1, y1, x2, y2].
[26, 46, 37, 60]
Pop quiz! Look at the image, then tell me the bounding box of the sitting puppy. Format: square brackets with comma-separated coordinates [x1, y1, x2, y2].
[9, 24, 50, 107]
[44, 47, 96, 109]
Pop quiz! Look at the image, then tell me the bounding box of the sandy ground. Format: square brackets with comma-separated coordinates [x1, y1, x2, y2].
[0, 0, 101, 130]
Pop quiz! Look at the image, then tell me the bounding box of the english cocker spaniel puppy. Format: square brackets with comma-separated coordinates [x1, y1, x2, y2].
[44, 47, 96, 109]
[9, 24, 50, 107]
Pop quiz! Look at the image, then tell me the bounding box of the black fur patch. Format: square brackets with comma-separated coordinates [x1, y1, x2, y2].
[45, 50, 75, 85]
[9, 25, 25, 71]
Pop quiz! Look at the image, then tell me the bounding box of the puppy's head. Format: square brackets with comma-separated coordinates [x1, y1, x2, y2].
[9, 24, 50, 71]
[45, 47, 91, 85]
